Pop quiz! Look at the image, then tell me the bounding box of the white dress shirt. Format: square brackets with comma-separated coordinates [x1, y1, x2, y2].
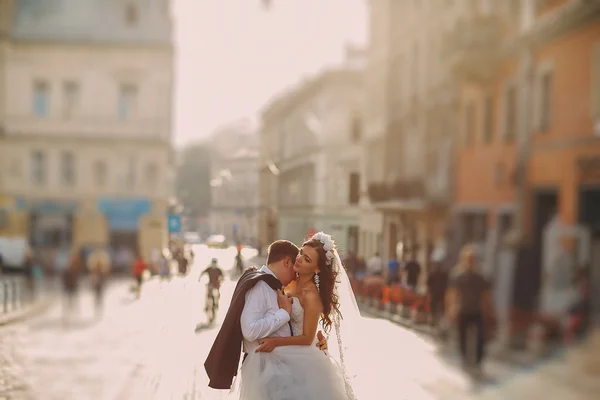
[367, 256, 384, 274]
[240, 265, 291, 353]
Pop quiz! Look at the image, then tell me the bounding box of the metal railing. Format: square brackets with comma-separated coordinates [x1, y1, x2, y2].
[0, 276, 36, 315]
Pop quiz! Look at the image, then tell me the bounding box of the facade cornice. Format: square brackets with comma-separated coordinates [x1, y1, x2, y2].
[502, 0, 600, 57]
[2, 132, 172, 148]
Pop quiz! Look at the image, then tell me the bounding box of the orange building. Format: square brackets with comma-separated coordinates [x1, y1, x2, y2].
[452, 0, 600, 321]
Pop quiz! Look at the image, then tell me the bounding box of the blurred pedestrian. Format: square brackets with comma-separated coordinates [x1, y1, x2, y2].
[356, 255, 367, 281]
[427, 255, 448, 328]
[450, 245, 491, 373]
[132, 253, 147, 298]
[235, 248, 244, 276]
[159, 251, 171, 281]
[178, 252, 189, 276]
[404, 250, 421, 290]
[88, 247, 111, 316]
[150, 248, 161, 275]
[62, 251, 82, 319]
[367, 252, 384, 277]
[343, 251, 360, 279]
[387, 256, 401, 285]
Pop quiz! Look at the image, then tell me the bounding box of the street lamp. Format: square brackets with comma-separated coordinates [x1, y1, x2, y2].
[267, 162, 280, 176]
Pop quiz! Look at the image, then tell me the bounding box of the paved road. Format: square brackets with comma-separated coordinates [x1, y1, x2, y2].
[1, 245, 591, 399]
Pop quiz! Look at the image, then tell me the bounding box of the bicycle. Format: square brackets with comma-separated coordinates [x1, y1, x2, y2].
[205, 283, 220, 323]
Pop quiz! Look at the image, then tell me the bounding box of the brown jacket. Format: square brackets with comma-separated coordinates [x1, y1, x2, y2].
[204, 270, 282, 389]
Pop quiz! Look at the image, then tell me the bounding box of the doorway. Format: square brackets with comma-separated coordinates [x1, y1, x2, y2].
[514, 189, 558, 310]
[388, 221, 398, 260]
[579, 187, 600, 317]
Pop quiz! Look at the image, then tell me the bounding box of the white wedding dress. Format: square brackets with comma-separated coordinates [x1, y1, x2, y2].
[236, 297, 353, 400]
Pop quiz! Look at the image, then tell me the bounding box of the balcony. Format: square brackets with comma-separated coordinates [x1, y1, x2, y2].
[528, 0, 600, 44]
[368, 137, 452, 210]
[442, 15, 502, 81]
[368, 179, 425, 204]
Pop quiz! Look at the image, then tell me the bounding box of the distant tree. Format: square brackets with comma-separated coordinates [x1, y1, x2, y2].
[175, 141, 212, 220]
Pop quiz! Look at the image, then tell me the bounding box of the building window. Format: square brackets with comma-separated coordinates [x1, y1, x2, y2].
[145, 162, 158, 188]
[125, 3, 139, 26]
[32, 80, 50, 117]
[464, 212, 488, 244]
[30, 151, 47, 186]
[62, 81, 79, 119]
[126, 155, 136, 188]
[465, 101, 476, 146]
[118, 84, 137, 120]
[483, 94, 494, 143]
[504, 85, 517, 142]
[93, 160, 107, 187]
[539, 70, 553, 131]
[351, 115, 362, 142]
[60, 151, 76, 186]
[348, 173, 360, 205]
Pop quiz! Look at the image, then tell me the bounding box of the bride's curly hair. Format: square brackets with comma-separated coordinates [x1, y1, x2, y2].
[303, 237, 341, 334]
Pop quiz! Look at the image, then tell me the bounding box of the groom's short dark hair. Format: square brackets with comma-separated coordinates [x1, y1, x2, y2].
[266, 240, 299, 265]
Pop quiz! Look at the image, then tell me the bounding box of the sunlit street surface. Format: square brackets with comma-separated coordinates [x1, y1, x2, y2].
[1, 245, 594, 399]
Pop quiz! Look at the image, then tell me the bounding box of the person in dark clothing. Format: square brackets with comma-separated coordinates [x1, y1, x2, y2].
[451, 246, 491, 371]
[235, 250, 244, 275]
[427, 259, 448, 327]
[201, 258, 225, 312]
[63, 252, 82, 318]
[178, 254, 189, 276]
[404, 255, 421, 289]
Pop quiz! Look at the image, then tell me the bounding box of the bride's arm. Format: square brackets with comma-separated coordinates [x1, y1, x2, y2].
[255, 292, 322, 352]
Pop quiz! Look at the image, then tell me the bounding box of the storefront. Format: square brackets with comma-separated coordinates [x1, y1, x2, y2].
[98, 197, 151, 247]
[97, 198, 152, 270]
[20, 198, 78, 248]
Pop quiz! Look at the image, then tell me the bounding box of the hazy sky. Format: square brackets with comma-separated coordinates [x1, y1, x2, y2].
[172, 0, 367, 146]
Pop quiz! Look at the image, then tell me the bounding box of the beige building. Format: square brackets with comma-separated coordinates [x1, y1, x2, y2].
[259, 62, 364, 254]
[209, 122, 260, 246]
[0, 0, 174, 261]
[362, 1, 461, 279]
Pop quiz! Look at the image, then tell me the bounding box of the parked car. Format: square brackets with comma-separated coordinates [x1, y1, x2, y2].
[183, 232, 202, 244]
[206, 234, 228, 249]
[0, 237, 31, 272]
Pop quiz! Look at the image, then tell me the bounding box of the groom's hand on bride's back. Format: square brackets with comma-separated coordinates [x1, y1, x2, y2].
[277, 289, 293, 315]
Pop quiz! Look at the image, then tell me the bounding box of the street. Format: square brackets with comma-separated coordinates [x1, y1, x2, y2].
[0, 245, 588, 400]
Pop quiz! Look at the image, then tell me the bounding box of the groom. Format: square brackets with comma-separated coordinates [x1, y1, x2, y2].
[205, 240, 325, 389]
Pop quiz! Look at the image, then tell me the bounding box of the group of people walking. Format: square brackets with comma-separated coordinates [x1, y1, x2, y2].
[345, 244, 493, 375]
[60, 247, 111, 319]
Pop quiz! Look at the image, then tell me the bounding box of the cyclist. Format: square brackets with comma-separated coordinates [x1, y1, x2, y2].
[201, 258, 224, 313]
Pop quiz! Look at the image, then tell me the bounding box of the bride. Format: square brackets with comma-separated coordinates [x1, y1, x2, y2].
[236, 232, 359, 400]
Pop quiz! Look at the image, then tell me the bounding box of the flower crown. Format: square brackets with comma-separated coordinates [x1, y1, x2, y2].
[311, 231, 335, 266]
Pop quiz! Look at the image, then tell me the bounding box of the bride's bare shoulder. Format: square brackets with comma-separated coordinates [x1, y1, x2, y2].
[301, 287, 323, 308]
